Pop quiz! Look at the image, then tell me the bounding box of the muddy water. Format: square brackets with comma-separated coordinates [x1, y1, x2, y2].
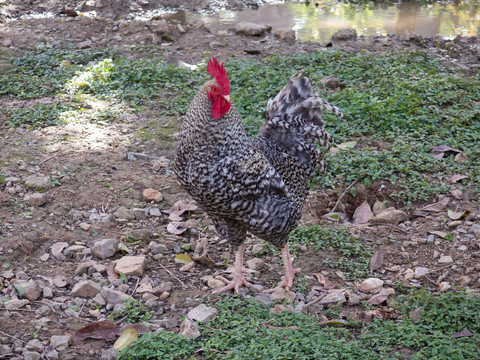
[184, 1, 480, 43]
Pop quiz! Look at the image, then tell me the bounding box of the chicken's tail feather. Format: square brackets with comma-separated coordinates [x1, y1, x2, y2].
[260, 72, 344, 170]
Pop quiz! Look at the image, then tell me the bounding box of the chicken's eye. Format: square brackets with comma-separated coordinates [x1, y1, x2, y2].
[211, 86, 217, 92]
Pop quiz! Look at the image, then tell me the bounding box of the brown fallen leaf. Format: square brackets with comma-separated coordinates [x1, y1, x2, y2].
[318, 319, 348, 327]
[452, 329, 474, 339]
[454, 153, 468, 163]
[450, 189, 462, 199]
[51, 242, 68, 258]
[369, 250, 384, 272]
[164, 201, 198, 218]
[75, 321, 118, 341]
[366, 289, 391, 305]
[448, 175, 468, 183]
[447, 209, 468, 220]
[353, 200, 373, 224]
[192, 238, 219, 266]
[114, 328, 138, 351]
[432, 145, 461, 153]
[52, 275, 68, 288]
[428, 230, 448, 239]
[314, 273, 327, 285]
[167, 221, 187, 235]
[420, 198, 449, 212]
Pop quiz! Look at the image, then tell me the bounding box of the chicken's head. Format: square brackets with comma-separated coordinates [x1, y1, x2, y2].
[206, 57, 231, 119]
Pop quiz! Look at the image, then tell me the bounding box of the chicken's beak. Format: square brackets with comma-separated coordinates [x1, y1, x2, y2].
[223, 94, 231, 103]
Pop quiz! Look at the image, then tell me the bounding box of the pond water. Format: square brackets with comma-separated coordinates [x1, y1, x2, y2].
[183, 0, 480, 43]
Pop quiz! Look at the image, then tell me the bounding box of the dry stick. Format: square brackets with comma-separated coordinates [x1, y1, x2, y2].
[38, 155, 57, 165]
[428, 264, 452, 274]
[131, 277, 140, 296]
[331, 179, 358, 213]
[158, 263, 187, 287]
[0, 330, 26, 344]
[0, 308, 36, 312]
[303, 294, 326, 310]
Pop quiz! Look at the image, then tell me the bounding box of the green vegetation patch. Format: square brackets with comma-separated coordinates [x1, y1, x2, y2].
[2, 48, 479, 203]
[118, 291, 480, 360]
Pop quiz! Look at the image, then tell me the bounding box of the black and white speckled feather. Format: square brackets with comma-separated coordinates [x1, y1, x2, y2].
[174, 72, 344, 248]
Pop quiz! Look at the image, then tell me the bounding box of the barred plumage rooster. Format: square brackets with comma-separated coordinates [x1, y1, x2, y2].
[174, 58, 344, 294]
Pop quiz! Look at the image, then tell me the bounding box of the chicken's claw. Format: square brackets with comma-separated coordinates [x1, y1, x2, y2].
[213, 275, 252, 295]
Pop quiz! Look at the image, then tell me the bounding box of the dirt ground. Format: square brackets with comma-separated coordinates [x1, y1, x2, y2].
[1, 1, 480, 359]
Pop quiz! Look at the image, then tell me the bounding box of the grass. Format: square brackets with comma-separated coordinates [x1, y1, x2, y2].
[118, 291, 480, 360]
[1, 48, 478, 205]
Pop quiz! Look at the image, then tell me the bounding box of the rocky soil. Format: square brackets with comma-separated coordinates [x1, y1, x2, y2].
[1, 1, 480, 359]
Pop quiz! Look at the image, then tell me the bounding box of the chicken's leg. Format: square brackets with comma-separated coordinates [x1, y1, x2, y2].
[265, 242, 299, 293]
[213, 242, 252, 294]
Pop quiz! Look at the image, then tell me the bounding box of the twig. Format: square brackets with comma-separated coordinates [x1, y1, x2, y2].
[0, 330, 25, 344]
[370, 222, 408, 234]
[428, 264, 452, 274]
[131, 277, 140, 296]
[158, 263, 186, 287]
[0, 308, 36, 312]
[331, 179, 358, 213]
[303, 294, 326, 309]
[425, 276, 438, 286]
[38, 155, 57, 165]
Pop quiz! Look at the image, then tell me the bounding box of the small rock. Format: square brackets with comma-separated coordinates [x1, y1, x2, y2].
[438, 281, 451, 292]
[321, 75, 340, 89]
[246, 258, 265, 271]
[114, 256, 147, 276]
[50, 335, 71, 350]
[143, 188, 163, 202]
[101, 288, 133, 305]
[148, 241, 169, 255]
[150, 207, 162, 217]
[347, 292, 360, 306]
[320, 291, 346, 305]
[273, 29, 295, 44]
[0, 345, 12, 355]
[24, 281, 42, 301]
[92, 238, 119, 259]
[93, 293, 106, 306]
[25, 193, 46, 207]
[207, 278, 225, 289]
[24, 175, 51, 191]
[332, 28, 357, 41]
[4, 299, 30, 310]
[26, 339, 45, 352]
[100, 348, 119, 360]
[79, 222, 91, 231]
[179, 317, 201, 339]
[71, 280, 101, 298]
[187, 304, 218, 323]
[357, 278, 384, 293]
[270, 304, 294, 314]
[414, 267, 429, 279]
[438, 255, 453, 264]
[113, 207, 135, 220]
[133, 208, 148, 220]
[179, 262, 195, 272]
[457, 275, 471, 287]
[234, 22, 272, 36]
[409, 306, 424, 321]
[153, 281, 174, 294]
[75, 260, 96, 276]
[23, 351, 41, 360]
[373, 208, 407, 224]
[270, 288, 296, 302]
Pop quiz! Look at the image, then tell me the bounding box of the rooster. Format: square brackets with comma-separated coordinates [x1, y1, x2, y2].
[174, 58, 344, 294]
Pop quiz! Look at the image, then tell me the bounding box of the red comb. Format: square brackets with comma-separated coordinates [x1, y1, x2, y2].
[207, 57, 230, 94]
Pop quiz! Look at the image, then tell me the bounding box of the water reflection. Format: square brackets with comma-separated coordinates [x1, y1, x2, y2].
[188, 1, 480, 42]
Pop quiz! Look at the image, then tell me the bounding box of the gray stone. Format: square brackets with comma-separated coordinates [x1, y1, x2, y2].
[347, 292, 360, 306]
[114, 255, 147, 276]
[414, 267, 429, 278]
[153, 281, 173, 294]
[101, 288, 133, 305]
[50, 335, 71, 349]
[23, 351, 41, 360]
[24, 175, 51, 191]
[321, 75, 340, 89]
[319, 291, 346, 305]
[92, 238, 119, 259]
[234, 22, 272, 36]
[71, 280, 101, 298]
[113, 207, 135, 220]
[25, 193, 46, 207]
[0, 345, 12, 356]
[270, 288, 296, 302]
[187, 304, 217, 323]
[438, 255, 454, 264]
[373, 208, 407, 224]
[148, 241, 169, 255]
[26, 339, 45, 352]
[133, 208, 148, 220]
[179, 317, 201, 338]
[246, 257, 265, 271]
[332, 28, 357, 41]
[273, 29, 295, 44]
[358, 278, 384, 293]
[4, 299, 30, 310]
[75, 260, 96, 276]
[101, 348, 119, 360]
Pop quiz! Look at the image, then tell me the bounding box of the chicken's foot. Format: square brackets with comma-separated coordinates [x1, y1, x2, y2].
[213, 242, 252, 294]
[264, 242, 300, 293]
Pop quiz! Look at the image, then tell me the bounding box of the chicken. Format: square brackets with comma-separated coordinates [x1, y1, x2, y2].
[174, 58, 344, 294]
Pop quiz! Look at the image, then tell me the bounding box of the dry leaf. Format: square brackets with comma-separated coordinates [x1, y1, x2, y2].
[454, 153, 468, 163]
[432, 145, 461, 153]
[167, 222, 187, 235]
[51, 242, 68, 257]
[318, 319, 348, 327]
[369, 250, 384, 272]
[76, 321, 118, 341]
[420, 198, 449, 212]
[366, 289, 390, 305]
[164, 201, 198, 217]
[452, 329, 474, 339]
[428, 230, 447, 238]
[337, 141, 357, 150]
[314, 273, 327, 285]
[450, 189, 462, 199]
[39, 253, 50, 262]
[114, 328, 138, 351]
[107, 263, 119, 281]
[353, 201, 373, 224]
[174, 254, 193, 264]
[448, 175, 468, 183]
[192, 238, 218, 266]
[447, 209, 466, 220]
